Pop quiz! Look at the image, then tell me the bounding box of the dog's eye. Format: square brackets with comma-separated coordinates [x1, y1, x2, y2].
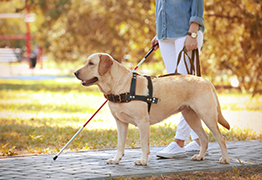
[88, 61, 94, 66]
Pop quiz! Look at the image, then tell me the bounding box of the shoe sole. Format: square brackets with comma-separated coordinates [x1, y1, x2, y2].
[156, 152, 187, 159]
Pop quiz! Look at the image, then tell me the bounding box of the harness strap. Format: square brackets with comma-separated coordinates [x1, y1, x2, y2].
[104, 72, 158, 113]
[104, 93, 158, 104]
[130, 72, 137, 96]
[144, 74, 153, 112]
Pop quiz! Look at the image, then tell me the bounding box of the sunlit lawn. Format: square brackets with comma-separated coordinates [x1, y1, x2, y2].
[0, 78, 262, 156]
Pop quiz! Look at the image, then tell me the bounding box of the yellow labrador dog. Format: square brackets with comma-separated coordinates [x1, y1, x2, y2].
[74, 53, 230, 166]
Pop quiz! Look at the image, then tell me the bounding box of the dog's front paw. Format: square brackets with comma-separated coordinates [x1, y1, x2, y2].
[106, 159, 120, 165]
[191, 154, 204, 161]
[219, 157, 230, 164]
[134, 159, 147, 166]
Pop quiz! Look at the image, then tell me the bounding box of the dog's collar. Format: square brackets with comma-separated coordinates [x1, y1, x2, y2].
[104, 72, 158, 112]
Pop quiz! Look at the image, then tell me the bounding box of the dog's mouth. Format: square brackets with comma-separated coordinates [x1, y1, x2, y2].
[81, 77, 98, 86]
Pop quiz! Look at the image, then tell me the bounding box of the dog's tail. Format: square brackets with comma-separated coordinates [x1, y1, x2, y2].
[211, 84, 230, 130]
[217, 101, 230, 130]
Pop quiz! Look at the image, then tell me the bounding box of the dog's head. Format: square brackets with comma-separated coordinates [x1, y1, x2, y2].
[74, 53, 113, 86]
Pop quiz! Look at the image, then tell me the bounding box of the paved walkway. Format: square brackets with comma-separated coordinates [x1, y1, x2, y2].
[0, 140, 261, 180]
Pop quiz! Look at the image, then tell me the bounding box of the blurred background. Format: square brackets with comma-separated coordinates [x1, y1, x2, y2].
[0, 0, 262, 156]
[0, 0, 261, 96]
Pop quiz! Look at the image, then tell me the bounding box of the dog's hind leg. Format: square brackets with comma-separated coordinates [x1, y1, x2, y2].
[196, 106, 230, 164]
[182, 108, 209, 161]
[106, 119, 128, 164]
[202, 120, 230, 164]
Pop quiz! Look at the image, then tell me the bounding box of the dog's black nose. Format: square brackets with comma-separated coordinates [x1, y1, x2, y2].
[74, 70, 79, 77]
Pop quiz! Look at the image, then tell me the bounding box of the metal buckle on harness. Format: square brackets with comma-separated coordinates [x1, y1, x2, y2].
[124, 93, 130, 102]
[118, 92, 130, 103]
[118, 94, 124, 103]
[147, 97, 158, 104]
[118, 94, 122, 102]
[152, 97, 158, 104]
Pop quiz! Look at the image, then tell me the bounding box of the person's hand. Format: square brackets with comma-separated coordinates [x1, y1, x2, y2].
[184, 34, 198, 52]
[151, 35, 159, 51]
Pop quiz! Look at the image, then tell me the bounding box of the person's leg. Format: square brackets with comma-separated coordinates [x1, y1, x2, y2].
[156, 39, 188, 158]
[175, 31, 204, 143]
[157, 32, 204, 158]
[172, 35, 197, 147]
[175, 31, 207, 154]
[173, 113, 191, 147]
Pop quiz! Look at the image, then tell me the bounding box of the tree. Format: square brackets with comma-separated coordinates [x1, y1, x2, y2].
[0, 0, 27, 48]
[202, 0, 262, 96]
[34, 0, 157, 63]
[1, 0, 261, 96]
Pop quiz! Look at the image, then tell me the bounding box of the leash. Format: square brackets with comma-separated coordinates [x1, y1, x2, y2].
[175, 47, 201, 77]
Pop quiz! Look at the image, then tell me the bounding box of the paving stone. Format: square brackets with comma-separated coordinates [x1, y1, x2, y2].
[0, 140, 262, 179]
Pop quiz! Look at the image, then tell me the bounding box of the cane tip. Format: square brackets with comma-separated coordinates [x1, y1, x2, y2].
[53, 155, 58, 161]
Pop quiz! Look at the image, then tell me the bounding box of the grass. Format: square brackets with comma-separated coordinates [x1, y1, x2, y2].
[0, 78, 262, 156]
[110, 166, 262, 180]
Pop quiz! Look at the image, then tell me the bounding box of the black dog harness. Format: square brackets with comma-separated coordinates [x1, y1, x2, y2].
[104, 72, 159, 112]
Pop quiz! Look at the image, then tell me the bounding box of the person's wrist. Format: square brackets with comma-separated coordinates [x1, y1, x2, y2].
[187, 32, 197, 39]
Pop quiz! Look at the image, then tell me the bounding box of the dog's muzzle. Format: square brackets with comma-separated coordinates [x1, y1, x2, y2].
[74, 70, 98, 86]
[81, 77, 98, 86]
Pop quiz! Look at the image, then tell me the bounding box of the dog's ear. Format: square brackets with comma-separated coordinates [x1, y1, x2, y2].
[98, 54, 113, 76]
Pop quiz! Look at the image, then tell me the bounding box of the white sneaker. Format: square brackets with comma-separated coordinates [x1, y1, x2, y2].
[156, 142, 186, 158]
[185, 141, 209, 155]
